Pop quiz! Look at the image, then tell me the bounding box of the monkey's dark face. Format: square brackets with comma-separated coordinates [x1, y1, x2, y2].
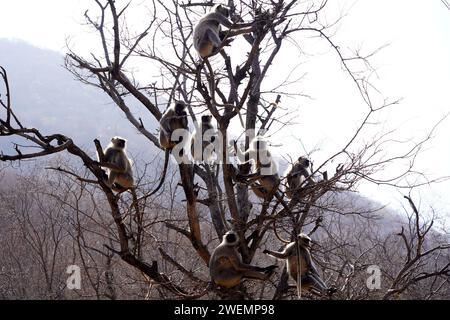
[298, 234, 312, 248]
[174, 101, 186, 114]
[298, 157, 310, 167]
[216, 4, 230, 17]
[224, 231, 239, 246]
[112, 137, 126, 149]
[201, 115, 212, 123]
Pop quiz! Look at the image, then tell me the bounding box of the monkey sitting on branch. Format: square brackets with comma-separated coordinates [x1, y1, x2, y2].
[148, 100, 189, 196]
[190, 114, 216, 163]
[95, 136, 134, 193]
[159, 100, 189, 151]
[233, 136, 280, 201]
[193, 4, 254, 59]
[264, 233, 336, 298]
[285, 156, 315, 199]
[209, 230, 278, 289]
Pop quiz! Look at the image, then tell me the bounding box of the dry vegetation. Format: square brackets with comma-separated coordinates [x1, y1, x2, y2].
[0, 0, 449, 299]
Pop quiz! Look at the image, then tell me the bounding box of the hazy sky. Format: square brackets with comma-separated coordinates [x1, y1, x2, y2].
[1, 0, 449, 222]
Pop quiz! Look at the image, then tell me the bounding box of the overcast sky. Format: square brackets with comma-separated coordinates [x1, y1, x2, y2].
[1, 0, 449, 223]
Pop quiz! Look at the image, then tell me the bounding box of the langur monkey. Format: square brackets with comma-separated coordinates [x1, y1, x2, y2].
[285, 156, 315, 199]
[263, 233, 335, 297]
[209, 230, 278, 288]
[159, 100, 189, 150]
[193, 4, 249, 125]
[193, 4, 254, 59]
[233, 136, 280, 200]
[190, 114, 216, 163]
[97, 136, 134, 193]
[150, 100, 189, 196]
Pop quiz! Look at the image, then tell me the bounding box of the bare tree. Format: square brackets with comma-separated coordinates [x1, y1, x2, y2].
[1, 1, 449, 299]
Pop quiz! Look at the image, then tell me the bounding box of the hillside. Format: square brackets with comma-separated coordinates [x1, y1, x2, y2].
[0, 39, 155, 157]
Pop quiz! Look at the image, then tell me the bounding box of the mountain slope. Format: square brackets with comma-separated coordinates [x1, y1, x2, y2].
[0, 39, 156, 156]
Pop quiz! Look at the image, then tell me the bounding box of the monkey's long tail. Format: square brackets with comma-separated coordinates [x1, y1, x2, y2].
[147, 149, 170, 197]
[296, 240, 302, 299]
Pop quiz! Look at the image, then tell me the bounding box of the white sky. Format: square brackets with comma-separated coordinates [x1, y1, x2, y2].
[0, 0, 449, 222]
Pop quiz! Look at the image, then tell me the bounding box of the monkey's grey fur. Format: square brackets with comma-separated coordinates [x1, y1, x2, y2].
[210, 230, 277, 288]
